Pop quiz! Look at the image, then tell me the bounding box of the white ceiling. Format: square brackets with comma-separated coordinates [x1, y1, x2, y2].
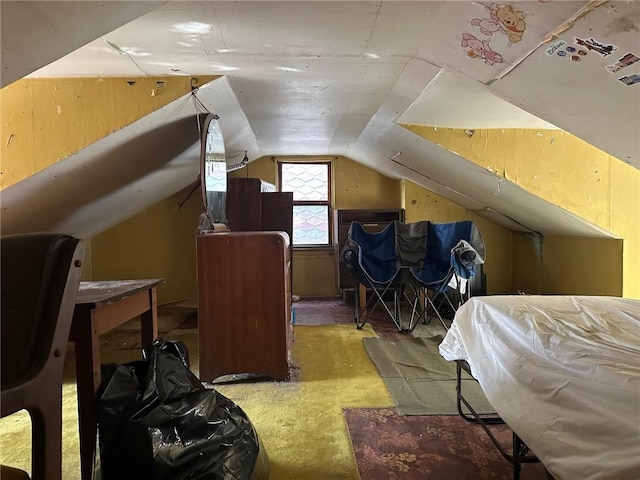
[0, 1, 166, 87]
[2, 1, 638, 239]
[400, 69, 560, 129]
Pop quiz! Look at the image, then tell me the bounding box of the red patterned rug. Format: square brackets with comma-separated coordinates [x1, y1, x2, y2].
[345, 408, 549, 480]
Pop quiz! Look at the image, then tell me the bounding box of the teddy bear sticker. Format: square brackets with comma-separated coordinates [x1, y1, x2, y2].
[470, 3, 526, 44]
[492, 3, 526, 43]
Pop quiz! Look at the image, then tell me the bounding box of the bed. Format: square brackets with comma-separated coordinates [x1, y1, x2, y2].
[439, 295, 640, 480]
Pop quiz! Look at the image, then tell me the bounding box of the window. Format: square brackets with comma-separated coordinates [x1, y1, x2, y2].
[279, 161, 332, 246]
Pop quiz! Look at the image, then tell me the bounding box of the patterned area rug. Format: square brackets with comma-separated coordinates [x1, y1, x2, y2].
[345, 408, 549, 480]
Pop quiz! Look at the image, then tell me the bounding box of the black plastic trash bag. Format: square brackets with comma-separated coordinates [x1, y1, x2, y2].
[96, 340, 270, 480]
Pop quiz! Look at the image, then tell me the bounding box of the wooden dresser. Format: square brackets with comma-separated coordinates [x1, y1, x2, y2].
[196, 231, 292, 382]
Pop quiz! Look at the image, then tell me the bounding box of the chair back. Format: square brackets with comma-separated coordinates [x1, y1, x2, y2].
[394, 220, 428, 268]
[410, 221, 485, 291]
[345, 222, 398, 284]
[1, 234, 85, 392]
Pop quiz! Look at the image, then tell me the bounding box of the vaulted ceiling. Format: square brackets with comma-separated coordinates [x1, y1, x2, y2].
[1, 1, 638, 238]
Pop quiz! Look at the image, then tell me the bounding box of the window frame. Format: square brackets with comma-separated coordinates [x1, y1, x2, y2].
[278, 160, 333, 248]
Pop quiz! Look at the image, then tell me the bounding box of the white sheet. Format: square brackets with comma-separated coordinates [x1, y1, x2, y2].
[439, 295, 640, 480]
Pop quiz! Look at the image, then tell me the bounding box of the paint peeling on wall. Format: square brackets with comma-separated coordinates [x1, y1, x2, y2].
[605, 15, 640, 35]
[1, 75, 220, 190]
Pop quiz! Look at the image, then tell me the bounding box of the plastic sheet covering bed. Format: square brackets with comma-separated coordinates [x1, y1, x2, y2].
[439, 295, 640, 480]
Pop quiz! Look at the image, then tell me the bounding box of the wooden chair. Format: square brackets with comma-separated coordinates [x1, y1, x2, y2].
[1, 233, 85, 480]
[0, 465, 31, 480]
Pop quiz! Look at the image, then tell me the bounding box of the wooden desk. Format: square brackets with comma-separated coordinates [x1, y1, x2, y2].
[69, 278, 163, 480]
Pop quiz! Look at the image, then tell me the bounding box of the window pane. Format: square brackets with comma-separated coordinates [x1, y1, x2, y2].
[293, 205, 329, 244]
[281, 163, 328, 201]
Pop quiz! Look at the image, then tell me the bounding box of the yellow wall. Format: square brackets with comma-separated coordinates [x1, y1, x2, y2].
[81, 240, 93, 281]
[511, 234, 541, 295]
[228, 155, 404, 297]
[91, 187, 203, 305]
[404, 180, 513, 294]
[93, 154, 511, 300]
[1, 75, 217, 303]
[0, 75, 219, 189]
[229, 156, 509, 296]
[292, 248, 339, 298]
[334, 156, 403, 210]
[403, 125, 640, 299]
[229, 155, 277, 184]
[4, 77, 635, 299]
[230, 156, 401, 297]
[513, 234, 623, 296]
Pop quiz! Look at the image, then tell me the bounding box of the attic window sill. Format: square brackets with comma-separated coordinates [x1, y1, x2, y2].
[293, 245, 335, 252]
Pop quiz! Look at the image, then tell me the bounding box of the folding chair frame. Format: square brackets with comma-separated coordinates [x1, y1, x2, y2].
[342, 220, 484, 334]
[403, 270, 469, 332]
[353, 274, 403, 331]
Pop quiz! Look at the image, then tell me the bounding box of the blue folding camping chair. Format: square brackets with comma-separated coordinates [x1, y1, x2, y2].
[408, 220, 485, 330]
[340, 221, 404, 331]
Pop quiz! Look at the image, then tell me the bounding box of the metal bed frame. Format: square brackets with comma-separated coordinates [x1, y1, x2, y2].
[455, 359, 554, 480]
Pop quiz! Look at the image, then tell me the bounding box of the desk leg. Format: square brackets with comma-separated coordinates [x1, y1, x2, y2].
[74, 311, 101, 480]
[140, 287, 159, 346]
[358, 283, 367, 312]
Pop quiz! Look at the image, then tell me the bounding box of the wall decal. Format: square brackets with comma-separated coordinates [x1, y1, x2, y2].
[491, 3, 526, 43]
[461, 33, 504, 66]
[470, 15, 503, 36]
[573, 37, 618, 57]
[617, 73, 640, 86]
[606, 53, 640, 73]
[545, 40, 566, 56]
[470, 3, 527, 43]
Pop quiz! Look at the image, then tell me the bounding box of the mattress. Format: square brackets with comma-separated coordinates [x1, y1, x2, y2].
[439, 295, 640, 480]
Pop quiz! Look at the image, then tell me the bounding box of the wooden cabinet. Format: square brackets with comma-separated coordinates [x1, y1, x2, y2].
[335, 208, 405, 291]
[225, 177, 294, 292]
[226, 178, 293, 243]
[260, 192, 294, 242]
[197, 231, 292, 382]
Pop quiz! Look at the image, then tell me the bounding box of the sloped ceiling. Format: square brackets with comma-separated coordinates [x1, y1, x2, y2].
[399, 69, 560, 129]
[0, 1, 167, 87]
[0, 78, 259, 238]
[2, 1, 638, 239]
